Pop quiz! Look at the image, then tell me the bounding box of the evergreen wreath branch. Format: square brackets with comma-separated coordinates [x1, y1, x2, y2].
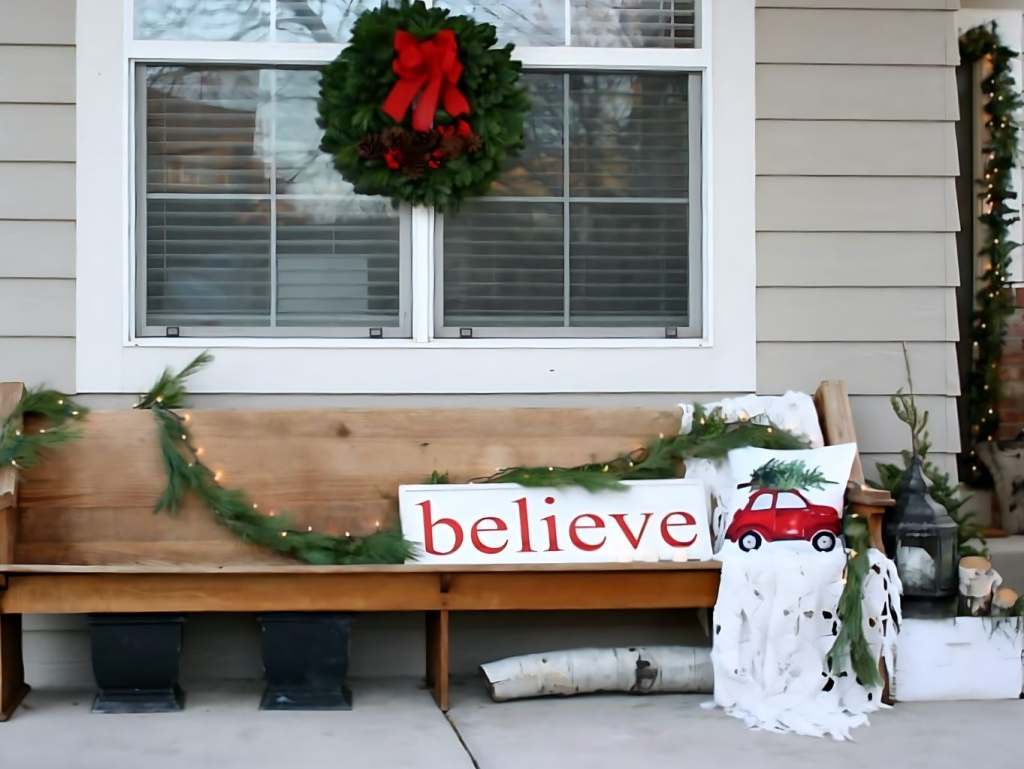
[740, 458, 835, 491]
[0, 388, 89, 471]
[960, 23, 1023, 486]
[139, 353, 416, 565]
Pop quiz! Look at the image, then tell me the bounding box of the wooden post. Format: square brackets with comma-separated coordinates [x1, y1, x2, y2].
[0, 383, 28, 721]
[0, 383, 26, 565]
[425, 610, 450, 712]
[0, 614, 29, 722]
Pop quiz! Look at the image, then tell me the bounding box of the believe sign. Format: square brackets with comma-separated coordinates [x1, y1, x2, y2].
[398, 480, 713, 565]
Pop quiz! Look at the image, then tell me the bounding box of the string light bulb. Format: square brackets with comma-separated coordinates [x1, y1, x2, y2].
[213, 470, 224, 482]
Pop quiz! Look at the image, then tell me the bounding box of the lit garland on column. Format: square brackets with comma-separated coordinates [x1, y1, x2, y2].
[961, 23, 1023, 486]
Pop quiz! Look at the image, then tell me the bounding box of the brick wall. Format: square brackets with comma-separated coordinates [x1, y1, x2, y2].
[997, 285, 1024, 440]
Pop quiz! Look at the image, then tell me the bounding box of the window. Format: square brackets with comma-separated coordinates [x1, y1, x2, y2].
[775, 493, 806, 510]
[76, 0, 755, 395]
[131, 0, 703, 339]
[750, 493, 775, 512]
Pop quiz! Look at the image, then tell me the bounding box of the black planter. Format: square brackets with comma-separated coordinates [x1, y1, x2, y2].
[259, 613, 353, 710]
[88, 614, 186, 714]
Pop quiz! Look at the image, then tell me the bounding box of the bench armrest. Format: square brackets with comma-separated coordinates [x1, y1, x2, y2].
[845, 481, 891, 555]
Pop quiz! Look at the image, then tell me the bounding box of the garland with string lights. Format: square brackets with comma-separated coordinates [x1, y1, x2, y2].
[0, 389, 88, 471]
[138, 353, 415, 565]
[961, 23, 1023, 486]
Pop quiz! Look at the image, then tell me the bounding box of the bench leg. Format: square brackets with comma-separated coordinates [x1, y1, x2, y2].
[425, 610, 450, 712]
[0, 613, 30, 722]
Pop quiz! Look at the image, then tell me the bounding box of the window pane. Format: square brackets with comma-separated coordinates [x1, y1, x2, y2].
[146, 67, 270, 195]
[436, 1, 696, 47]
[276, 0, 381, 43]
[569, 201, 688, 326]
[146, 199, 272, 328]
[440, 71, 695, 336]
[437, 0, 565, 46]
[140, 65, 405, 335]
[134, 0, 270, 41]
[490, 73, 564, 197]
[443, 202, 565, 327]
[571, 0, 697, 48]
[569, 72, 688, 198]
[277, 201, 402, 327]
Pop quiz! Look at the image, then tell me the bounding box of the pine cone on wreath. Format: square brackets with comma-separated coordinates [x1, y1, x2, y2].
[357, 134, 388, 159]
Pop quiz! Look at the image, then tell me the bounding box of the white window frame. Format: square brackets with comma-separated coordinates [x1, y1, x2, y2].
[76, 0, 757, 395]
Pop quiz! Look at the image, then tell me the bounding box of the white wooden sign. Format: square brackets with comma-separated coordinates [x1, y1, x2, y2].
[398, 479, 713, 565]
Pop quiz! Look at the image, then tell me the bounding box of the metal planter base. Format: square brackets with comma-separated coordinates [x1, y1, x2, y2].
[259, 612, 354, 711]
[88, 614, 186, 714]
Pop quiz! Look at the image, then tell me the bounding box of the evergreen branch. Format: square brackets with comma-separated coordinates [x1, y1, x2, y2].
[140, 354, 416, 565]
[828, 515, 881, 688]
[741, 458, 835, 491]
[0, 388, 89, 471]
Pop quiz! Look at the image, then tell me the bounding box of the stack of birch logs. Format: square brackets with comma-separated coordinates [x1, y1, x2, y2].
[958, 555, 1020, 617]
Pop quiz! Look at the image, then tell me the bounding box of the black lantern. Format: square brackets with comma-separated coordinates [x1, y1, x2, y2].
[891, 455, 959, 600]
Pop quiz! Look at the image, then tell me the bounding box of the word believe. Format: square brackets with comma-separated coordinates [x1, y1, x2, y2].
[398, 480, 713, 565]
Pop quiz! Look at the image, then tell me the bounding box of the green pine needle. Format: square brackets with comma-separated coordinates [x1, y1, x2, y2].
[140, 353, 417, 565]
[0, 388, 89, 471]
[743, 458, 835, 491]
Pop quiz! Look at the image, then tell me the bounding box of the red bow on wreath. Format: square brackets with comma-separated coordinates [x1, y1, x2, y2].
[382, 29, 471, 132]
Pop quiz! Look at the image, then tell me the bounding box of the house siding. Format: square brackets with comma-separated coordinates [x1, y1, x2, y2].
[754, 0, 962, 482]
[0, 0, 76, 392]
[2, 0, 963, 685]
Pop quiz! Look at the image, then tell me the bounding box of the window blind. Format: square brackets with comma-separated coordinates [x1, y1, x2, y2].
[439, 71, 698, 337]
[139, 65, 406, 336]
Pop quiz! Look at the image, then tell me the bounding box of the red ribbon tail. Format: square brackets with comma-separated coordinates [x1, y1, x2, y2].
[412, 74, 443, 132]
[441, 84, 470, 120]
[382, 76, 424, 124]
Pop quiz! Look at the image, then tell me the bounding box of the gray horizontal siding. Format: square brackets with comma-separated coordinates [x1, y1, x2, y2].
[0, 46, 75, 104]
[754, 0, 960, 472]
[757, 177, 958, 232]
[756, 9, 958, 65]
[757, 0, 957, 8]
[757, 232, 957, 287]
[757, 288, 957, 341]
[0, 5, 78, 399]
[757, 65, 958, 121]
[0, 279, 75, 336]
[0, 338, 74, 390]
[0, 104, 75, 162]
[757, 121, 957, 177]
[0, 163, 75, 220]
[0, 0, 76, 45]
[0, 221, 75, 278]
[758, 342, 959, 395]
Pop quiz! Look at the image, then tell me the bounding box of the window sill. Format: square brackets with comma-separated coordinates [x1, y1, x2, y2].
[128, 337, 712, 351]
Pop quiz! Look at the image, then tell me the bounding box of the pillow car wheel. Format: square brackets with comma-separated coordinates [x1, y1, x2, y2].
[738, 531, 763, 552]
[811, 531, 837, 552]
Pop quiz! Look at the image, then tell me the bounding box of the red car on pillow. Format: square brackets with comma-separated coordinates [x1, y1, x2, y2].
[725, 489, 841, 552]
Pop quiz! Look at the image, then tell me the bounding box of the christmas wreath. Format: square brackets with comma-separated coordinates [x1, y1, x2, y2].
[318, 0, 530, 211]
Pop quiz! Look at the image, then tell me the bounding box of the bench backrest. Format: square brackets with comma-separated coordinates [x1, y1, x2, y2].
[0, 382, 862, 567]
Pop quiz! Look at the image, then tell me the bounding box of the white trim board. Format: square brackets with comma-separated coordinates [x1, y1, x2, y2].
[75, 0, 757, 395]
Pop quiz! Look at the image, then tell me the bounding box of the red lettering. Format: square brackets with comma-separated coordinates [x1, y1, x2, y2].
[609, 512, 653, 550]
[661, 511, 697, 548]
[569, 514, 606, 552]
[514, 497, 535, 553]
[420, 500, 464, 556]
[542, 514, 563, 552]
[471, 516, 509, 555]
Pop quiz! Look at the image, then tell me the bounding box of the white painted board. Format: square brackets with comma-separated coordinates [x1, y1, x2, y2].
[399, 480, 713, 565]
[894, 617, 1024, 701]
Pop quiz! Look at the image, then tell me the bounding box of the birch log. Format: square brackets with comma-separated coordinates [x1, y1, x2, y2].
[958, 556, 1002, 616]
[992, 588, 1020, 618]
[480, 646, 713, 702]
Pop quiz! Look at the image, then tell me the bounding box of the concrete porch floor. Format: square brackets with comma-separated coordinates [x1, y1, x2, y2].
[2, 679, 1022, 769]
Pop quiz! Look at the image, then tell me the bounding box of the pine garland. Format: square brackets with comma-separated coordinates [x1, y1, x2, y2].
[828, 514, 878, 687]
[0, 388, 89, 471]
[960, 24, 1023, 486]
[140, 353, 415, 565]
[741, 458, 834, 492]
[459, 405, 808, 491]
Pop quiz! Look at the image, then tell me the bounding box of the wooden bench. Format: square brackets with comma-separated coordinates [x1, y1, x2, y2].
[0, 381, 889, 720]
